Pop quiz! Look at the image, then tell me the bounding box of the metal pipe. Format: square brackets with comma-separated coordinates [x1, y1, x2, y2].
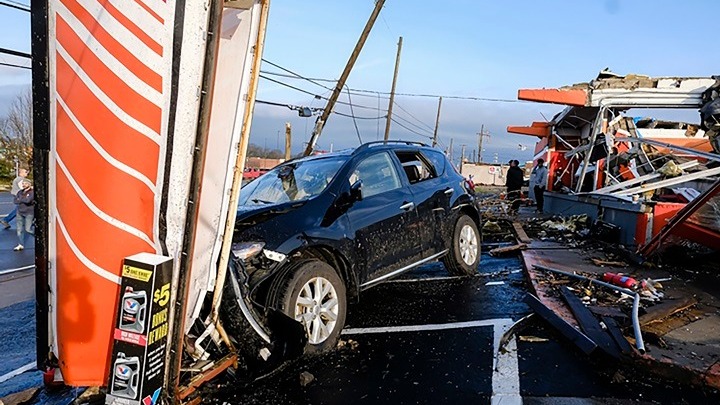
[533, 264, 645, 354]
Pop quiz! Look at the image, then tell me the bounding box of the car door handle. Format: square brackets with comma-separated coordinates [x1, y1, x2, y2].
[444, 188, 454, 195]
[400, 202, 414, 211]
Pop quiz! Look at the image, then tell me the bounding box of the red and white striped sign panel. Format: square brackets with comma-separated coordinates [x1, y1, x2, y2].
[48, 0, 176, 385]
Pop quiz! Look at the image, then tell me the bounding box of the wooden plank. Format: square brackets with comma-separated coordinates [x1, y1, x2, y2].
[639, 297, 697, 326]
[489, 243, 527, 256]
[559, 287, 621, 359]
[512, 222, 532, 244]
[524, 293, 597, 355]
[602, 316, 633, 355]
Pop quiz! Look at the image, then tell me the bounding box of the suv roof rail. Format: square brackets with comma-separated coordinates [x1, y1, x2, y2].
[353, 140, 429, 155]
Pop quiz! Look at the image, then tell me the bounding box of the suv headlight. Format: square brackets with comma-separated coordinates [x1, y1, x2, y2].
[233, 242, 265, 261]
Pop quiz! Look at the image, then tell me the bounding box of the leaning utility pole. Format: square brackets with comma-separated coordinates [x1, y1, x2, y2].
[303, 0, 386, 156]
[432, 96, 443, 147]
[383, 36, 403, 141]
[284, 122, 292, 160]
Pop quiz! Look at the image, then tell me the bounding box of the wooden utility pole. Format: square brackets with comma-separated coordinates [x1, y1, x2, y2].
[448, 138, 454, 167]
[477, 124, 483, 163]
[383, 36, 403, 141]
[478, 125, 490, 163]
[284, 122, 292, 160]
[460, 144, 466, 165]
[432, 96, 443, 147]
[303, 0, 386, 156]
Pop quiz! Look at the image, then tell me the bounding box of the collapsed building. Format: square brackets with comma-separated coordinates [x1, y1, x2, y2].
[507, 70, 720, 251]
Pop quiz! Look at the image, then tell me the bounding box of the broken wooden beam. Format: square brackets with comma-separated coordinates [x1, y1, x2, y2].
[524, 293, 597, 355]
[602, 316, 633, 356]
[512, 222, 532, 244]
[489, 243, 528, 256]
[559, 286, 621, 359]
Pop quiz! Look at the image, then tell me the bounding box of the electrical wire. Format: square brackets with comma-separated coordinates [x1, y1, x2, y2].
[256, 98, 384, 120]
[390, 117, 433, 141]
[345, 85, 363, 145]
[0, 0, 29, 12]
[390, 113, 434, 137]
[393, 101, 435, 132]
[0, 61, 30, 70]
[259, 74, 386, 113]
[261, 59, 524, 103]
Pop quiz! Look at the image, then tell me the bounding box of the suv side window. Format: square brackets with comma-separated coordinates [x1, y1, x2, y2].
[422, 149, 446, 177]
[394, 150, 436, 184]
[350, 152, 402, 198]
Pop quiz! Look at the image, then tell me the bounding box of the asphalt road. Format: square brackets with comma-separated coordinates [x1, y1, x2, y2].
[0, 191, 35, 308]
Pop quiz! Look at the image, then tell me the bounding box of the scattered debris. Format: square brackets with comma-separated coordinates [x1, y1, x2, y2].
[0, 388, 39, 405]
[518, 335, 549, 343]
[656, 160, 684, 177]
[482, 221, 503, 233]
[485, 281, 505, 286]
[489, 243, 527, 256]
[591, 258, 628, 267]
[299, 371, 315, 387]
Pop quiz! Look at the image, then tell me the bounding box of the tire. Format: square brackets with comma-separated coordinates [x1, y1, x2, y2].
[442, 214, 480, 276]
[274, 260, 346, 353]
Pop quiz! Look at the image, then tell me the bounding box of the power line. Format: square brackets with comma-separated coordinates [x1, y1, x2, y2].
[259, 74, 386, 113]
[0, 61, 30, 70]
[0, 1, 29, 12]
[345, 85, 363, 145]
[393, 101, 435, 132]
[0, 47, 31, 59]
[390, 117, 433, 141]
[261, 59, 523, 103]
[256, 98, 385, 120]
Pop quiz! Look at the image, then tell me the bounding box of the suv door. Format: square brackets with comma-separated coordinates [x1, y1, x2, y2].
[344, 151, 423, 288]
[421, 148, 456, 251]
[394, 149, 451, 256]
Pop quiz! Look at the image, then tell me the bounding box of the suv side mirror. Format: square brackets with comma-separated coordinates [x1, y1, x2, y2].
[349, 180, 363, 202]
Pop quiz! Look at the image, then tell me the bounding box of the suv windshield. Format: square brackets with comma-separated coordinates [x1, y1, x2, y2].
[239, 157, 347, 206]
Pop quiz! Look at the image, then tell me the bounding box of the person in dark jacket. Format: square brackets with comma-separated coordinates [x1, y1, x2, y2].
[13, 179, 34, 251]
[506, 160, 524, 200]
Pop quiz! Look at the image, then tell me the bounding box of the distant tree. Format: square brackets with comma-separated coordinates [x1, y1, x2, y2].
[247, 142, 283, 159]
[0, 91, 33, 180]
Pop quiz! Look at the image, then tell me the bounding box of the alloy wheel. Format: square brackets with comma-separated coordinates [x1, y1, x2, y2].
[294, 276, 339, 344]
[459, 224, 478, 266]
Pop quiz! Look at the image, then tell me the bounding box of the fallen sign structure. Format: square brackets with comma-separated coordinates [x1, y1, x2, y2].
[29, 0, 308, 403]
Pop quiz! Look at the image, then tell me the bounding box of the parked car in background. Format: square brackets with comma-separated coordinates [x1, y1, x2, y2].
[227, 141, 481, 353]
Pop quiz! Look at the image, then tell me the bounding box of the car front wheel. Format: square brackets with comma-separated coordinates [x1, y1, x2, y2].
[275, 260, 346, 353]
[442, 214, 480, 276]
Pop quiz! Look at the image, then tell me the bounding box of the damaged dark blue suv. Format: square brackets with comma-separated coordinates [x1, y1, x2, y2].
[228, 141, 481, 354]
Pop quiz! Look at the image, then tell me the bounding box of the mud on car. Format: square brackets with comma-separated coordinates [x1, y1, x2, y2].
[222, 141, 481, 359]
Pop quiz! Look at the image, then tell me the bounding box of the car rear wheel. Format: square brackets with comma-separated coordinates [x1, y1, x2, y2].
[275, 260, 346, 353]
[443, 214, 480, 276]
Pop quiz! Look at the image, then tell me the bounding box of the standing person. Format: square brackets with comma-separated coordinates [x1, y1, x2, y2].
[465, 174, 476, 195]
[13, 179, 34, 251]
[1, 167, 28, 229]
[505, 160, 524, 200]
[531, 159, 548, 213]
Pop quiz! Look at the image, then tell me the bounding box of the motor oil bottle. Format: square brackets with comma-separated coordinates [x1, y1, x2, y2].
[110, 353, 140, 399]
[119, 287, 147, 333]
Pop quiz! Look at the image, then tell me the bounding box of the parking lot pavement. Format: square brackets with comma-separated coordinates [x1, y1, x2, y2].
[205, 244, 720, 405]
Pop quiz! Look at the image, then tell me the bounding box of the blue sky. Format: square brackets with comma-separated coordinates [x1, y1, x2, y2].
[1, 0, 719, 163]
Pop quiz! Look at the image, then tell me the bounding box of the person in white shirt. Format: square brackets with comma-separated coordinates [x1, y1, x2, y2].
[530, 159, 548, 213]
